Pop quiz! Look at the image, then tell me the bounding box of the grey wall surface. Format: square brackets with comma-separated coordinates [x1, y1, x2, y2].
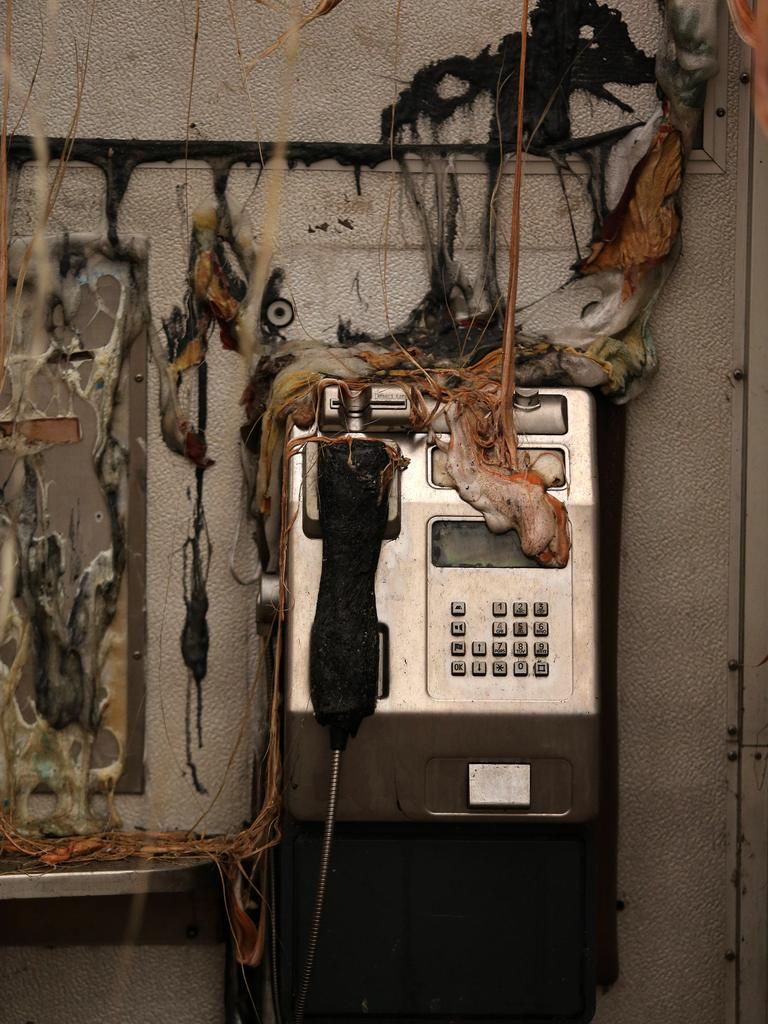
[1, 2, 740, 1021]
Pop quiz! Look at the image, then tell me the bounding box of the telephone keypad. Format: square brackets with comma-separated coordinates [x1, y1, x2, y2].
[445, 599, 553, 688]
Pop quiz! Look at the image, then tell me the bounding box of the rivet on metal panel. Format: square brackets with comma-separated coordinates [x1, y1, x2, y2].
[728, 751, 739, 762]
[725, 950, 736, 962]
[740, 71, 751, 84]
[728, 659, 741, 670]
[732, 368, 745, 381]
[132, 650, 142, 660]
[716, 106, 726, 117]
[728, 725, 738, 736]
[134, 373, 144, 383]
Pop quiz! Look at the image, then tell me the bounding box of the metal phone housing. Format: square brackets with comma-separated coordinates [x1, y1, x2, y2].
[282, 386, 599, 823]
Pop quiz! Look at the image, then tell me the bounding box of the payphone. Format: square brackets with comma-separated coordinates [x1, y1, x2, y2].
[267, 383, 599, 1023]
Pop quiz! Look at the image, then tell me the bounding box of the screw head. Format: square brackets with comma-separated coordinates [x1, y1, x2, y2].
[716, 106, 727, 118]
[132, 650, 142, 660]
[728, 725, 738, 737]
[728, 751, 739, 762]
[728, 659, 741, 671]
[740, 71, 751, 84]
[733, 368, 745, 382]
[725, 949, 736, 962]
[134, 372, 144, 383]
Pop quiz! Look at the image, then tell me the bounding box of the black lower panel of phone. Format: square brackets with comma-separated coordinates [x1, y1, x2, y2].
[279, 823, 596, 1023]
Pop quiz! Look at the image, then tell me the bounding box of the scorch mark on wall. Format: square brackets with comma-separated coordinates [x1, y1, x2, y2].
[0, 239, 147, 835]
[0, 0, 721, 830]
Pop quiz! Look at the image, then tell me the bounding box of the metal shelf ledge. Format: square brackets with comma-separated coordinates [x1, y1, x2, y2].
[0, 857, 216, 900]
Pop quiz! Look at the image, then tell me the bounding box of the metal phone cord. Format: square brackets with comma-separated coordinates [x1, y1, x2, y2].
[293, 748, 343, 1024]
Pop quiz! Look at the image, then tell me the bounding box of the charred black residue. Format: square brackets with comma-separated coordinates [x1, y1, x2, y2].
[181, 460, 211, 796]
[163, 248, 214, 793]
[383, 0, 655, 152]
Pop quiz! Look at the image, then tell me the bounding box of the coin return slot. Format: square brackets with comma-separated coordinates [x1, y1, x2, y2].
[468, 763, 531, 808]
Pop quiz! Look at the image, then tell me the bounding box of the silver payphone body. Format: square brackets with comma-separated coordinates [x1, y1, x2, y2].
[282, 385, 599, 825]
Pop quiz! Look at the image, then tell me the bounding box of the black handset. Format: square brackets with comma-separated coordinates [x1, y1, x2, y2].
[309, 438, 392, 749]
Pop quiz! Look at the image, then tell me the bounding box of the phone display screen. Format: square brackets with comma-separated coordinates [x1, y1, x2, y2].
[431, 519, 546, 569]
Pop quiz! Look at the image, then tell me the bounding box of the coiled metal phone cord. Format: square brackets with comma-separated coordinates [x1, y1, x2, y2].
[293, 748, 343, 1024]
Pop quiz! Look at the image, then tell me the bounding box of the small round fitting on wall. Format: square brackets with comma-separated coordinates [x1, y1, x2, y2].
[265, 298, 295, 329]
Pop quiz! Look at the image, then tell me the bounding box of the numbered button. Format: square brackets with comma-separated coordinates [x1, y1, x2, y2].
[451, 661, 466, 676]
[534, 661, 549, 677]
[472, 661, 487, 677]
[534, 641, 549, 657]
[472, 641, 487, 657]
[513, 641, 528, 657]
[492, 621, 507, 637]
[513, 660, 528, 677]
[492, 661, 507, 677]
[451, 601, 466, 616]
[492, 641, 507, 657]
[513, 602, 528, 617]
[534, 602, 548, 616]
[451, 621, 466, 636]
[492, 601, 507, 617]
[533, 622, 548, 637]
[451, 641, 466, 656]
[513, 622, 528, 637]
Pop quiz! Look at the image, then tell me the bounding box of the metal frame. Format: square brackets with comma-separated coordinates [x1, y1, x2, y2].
[725, 34, 753, 1024]
[732, 16, 768, 1023]
[122, 318, 148, 792]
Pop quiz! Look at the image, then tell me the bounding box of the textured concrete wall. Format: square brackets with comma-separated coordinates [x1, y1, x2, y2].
[2, 2, 738, 1022]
